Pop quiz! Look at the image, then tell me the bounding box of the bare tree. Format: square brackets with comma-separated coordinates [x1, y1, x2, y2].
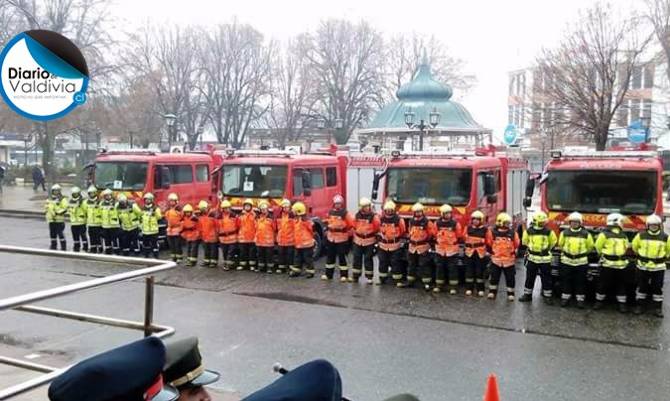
[303, 19, 386, 144]
[127, 24, 209, 149]
[536, 3, 648, 150]
[200, 21, 273, 148]
[386, 33, 475, 101]
[267, 36, 318, 147]
[646, 0, 670, 84]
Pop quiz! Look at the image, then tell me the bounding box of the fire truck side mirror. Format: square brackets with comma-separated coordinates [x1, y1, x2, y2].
[301, 170, 312, 197]
[371, 171, 382, 200]
[160, 166, 171, 189]
[522, 197, 532, 208]
[483, 174, 496, 195]
[486, 194, 498, 204]
[525, 177, 535, 198]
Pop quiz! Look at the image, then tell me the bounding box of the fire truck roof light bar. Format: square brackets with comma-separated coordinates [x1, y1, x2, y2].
[389, 150, 484, 159]
[550, 150, 658, 159]
[224, 149, 297, 158]
[99, 149, 160, 155]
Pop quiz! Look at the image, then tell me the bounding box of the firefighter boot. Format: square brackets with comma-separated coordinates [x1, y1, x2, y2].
[519, 294, 532, 302]
[653, 302, 664, 318]
[618, 302, 629, 314]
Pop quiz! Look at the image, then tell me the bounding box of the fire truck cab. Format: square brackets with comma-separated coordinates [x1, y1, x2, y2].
[213, 148, 348, 255]
[528, 149, 664, 233]
[370, 148, 530, 226]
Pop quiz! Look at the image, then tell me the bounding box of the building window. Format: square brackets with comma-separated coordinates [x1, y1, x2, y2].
[531, 103, 541, 129]
[616, 104, 628, 127]
[642, 99, 652, 120]
[508, 105, 514, 124]
[630, 99, 641, 122]
[631, 66, 643, 89]
[542, 103, 552, 129]
[509, 76, 515, 96]
[644, 64, 654, 88]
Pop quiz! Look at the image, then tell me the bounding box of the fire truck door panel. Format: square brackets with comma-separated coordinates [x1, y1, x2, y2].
[293, 167, 328, 218]
[347, 167, 375, 212]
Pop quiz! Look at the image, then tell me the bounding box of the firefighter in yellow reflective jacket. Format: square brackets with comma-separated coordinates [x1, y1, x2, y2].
[67, 186, 88, 252]
[85, 186, 103, 254]
[631, 214, 669, 317]
[45, 184, 68, 250]
[100, 189, 120, 254]
[557, 212, 594, 309]
[520, 211, 557, 304]
[117, 194, 142, 256]
[593, 213, 630, 313]
[140, 193, 162, 259]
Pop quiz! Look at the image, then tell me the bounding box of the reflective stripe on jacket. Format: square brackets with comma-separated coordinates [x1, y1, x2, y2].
[522, 226, 557, 264]
[67, 197, 87, 226]
[433, 218, 462, 257]
[255, 214, 276, 247]
[217, 212, 239, 244]
[595, 227, 629, 269]
[140, 206, 162, 235]
[277, 212, 295, 247]
[353, 211, 379, 247]
[464, 225, 488, 258]
[294, 218, 315, 249]
[326, 208, 353, 243]
[378, 214, 405, 252]
[558, 227, 594, 266]
[100, 200, 120, 229]
[408, 217, 433, 254]
[181, 214, 199, 241]
[487, 227, 519, 268]
[118, 203, 141, 231]
[85, 199, 102, 226]
[632, 230, 670, 271]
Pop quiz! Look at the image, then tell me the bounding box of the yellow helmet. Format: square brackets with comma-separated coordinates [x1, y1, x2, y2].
[496, 212, 512, 226]
[168, 193, 178, 202]
[359, 197, 372, 208]
[280, 199, 291, 208]
[292, 201, 307, 216]
[220, 200, 232, 209]
[258, 200, 270, 210]
[471, 210, 485, 221]
[411, 202, 424, 212]
[532, 211, 548, 226]
[198, 200, 208, 210]
[439, 204, 452, 215]
[383, 200, 396, 211]
[243, 198, 254, 206]
[183, 204, 193, 213]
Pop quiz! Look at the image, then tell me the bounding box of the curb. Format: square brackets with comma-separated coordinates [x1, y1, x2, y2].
[0, 209, 44, 219]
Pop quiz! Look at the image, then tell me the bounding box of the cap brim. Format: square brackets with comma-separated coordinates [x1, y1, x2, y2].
[189, 369, 220, 387]
[152, 384, 180, 401]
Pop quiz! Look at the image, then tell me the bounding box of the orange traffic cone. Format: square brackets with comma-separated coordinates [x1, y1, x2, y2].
[483, 374, 500, 401]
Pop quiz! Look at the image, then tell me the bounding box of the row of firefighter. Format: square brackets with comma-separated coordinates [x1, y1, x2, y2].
[46, 186, 667, 317]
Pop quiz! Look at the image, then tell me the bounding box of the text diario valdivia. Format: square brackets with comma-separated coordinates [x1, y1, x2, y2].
[6, 67, 77, 93]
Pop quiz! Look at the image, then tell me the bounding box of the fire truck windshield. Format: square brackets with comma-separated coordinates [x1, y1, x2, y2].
[222, 164, 288, 198]
[386, 167, 472, 205]
[546, 170, 657, 214]
[94, 162, 148, 191]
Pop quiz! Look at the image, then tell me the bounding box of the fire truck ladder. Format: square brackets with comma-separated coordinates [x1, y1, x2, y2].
[0, 246, 177, 400]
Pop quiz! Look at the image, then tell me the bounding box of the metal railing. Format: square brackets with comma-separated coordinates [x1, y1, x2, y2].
[0, 245, 177, 400]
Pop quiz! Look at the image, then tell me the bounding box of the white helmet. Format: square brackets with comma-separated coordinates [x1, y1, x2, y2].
[646, 214, 662, 227]
[606, 213, 624, 228]
[567, 212, 582, 224]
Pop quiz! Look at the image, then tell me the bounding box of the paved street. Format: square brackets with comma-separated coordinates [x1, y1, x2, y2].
[1, 216, 670, 401]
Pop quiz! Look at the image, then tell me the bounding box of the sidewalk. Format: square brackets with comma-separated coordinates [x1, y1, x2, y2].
[0, 184, 49, 213]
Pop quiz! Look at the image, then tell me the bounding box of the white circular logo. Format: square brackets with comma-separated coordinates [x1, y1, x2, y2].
[0, 30, 89, 121]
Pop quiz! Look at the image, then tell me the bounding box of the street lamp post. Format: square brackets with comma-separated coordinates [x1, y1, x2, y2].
[317, 117, 345, 145]
[641, 116, 652, 143]
[22, 134, 32, 166]
[163, 113, 177, 148]
[404, 107, 441, 151]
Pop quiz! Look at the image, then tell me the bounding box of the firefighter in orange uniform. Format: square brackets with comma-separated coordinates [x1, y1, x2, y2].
[180, 204, 199, 267]
[165, 193, 183, 262]
[237, 199, 257, 271]
[217, 200, 238, 270]
[464, 210, 490, 296]
[197, 201, 218, 268]
[351, 197, 380, 284]
[377, 200, 406, 286]
[432, 204, 463, 294]
[400, 202, 434, 290]
[276, 199, 295, 274]
[486, 212, 520, 301]
[255, 200, 276, 273]
[290, 202, 315, 278]
[324, 194, 354, 281]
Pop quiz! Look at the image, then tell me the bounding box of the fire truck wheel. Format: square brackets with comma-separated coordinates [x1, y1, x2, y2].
[312, 231, 323, 260]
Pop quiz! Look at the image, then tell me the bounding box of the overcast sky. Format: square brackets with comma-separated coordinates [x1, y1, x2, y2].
[111, 0, 641, 138]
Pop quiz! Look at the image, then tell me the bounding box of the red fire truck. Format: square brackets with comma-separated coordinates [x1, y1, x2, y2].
[212, 147, 349, 255]
[370, 147, 530, 226]
[526, 149, 664, 232]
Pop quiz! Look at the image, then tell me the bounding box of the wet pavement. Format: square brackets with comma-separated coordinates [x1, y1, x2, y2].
[1, 216, 670, 401]
[0, 185, 50, 213]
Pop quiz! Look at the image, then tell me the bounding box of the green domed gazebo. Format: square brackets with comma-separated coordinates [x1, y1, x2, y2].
[355, 57, 491, 150]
